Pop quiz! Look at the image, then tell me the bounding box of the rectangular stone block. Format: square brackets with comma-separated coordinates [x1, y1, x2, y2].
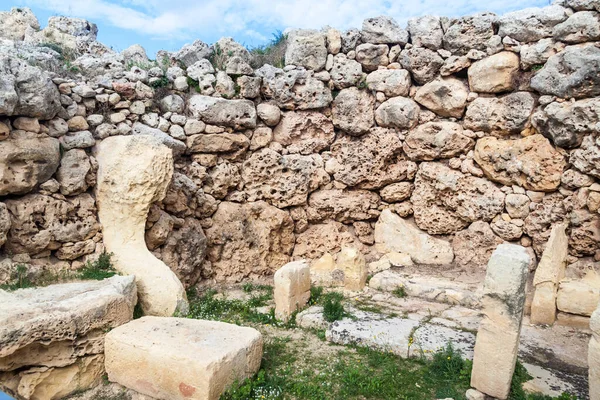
[557, 280, 600, 317]
[274, 260, 311, 321]
[105, 317, 263, 400]
[337, 247, 367, 291]
[471, 244, 530, 400]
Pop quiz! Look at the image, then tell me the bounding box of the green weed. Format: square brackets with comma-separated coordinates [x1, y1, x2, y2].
[322, 292, 346, 322]
[392, 285, 407, 298]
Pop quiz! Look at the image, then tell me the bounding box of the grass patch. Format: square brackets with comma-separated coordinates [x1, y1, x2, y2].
[78, 252, 117, 280]
[392, 285, 407, 298]
[308, 286, 324, 305]
[322, 292, 346, 323]
[149, 76, 169, 89]
[0, 264, 34, 290]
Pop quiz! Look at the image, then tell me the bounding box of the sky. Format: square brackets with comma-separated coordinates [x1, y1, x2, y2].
[2, 0, 554, 58]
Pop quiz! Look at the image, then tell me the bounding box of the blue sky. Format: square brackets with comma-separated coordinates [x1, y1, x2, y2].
[5, 0, 551, 59]
[0, 392, 12, 399]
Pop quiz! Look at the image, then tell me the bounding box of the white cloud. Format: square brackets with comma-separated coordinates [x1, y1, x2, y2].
[18, 0, 548, 45]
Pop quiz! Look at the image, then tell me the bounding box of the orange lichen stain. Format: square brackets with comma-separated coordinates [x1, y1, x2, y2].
[179, 382, 196, 397]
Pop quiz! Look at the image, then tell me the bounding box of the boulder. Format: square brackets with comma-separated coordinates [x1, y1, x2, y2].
[241, 148, 329, 208]
[453, 221, 504, 270]
[0, 135, 60, 196]
[375, 97, 420, 129]
[4, 193, 99, 255]
[105, 317, 262, 400]
[505, 194, 531, 219]
[464, 92, 537, 134]
[366, 69, 411, 97]
[468, 51, 519, 93]
[523, 193, 570, 256]
[361, 16, 409, 45]
[380, 182, 413, 203]
[0, 7, 39, 41]
[331, 87, 374, 136]
[306, 189, 380, 223]
[59, 130, 95, 150]
[374, 209, 454, 265]
[293, 220, 359, 260]
[204, 201, 294, 281]
[274, 260, 311, 321]
[552, 11, 600, 44]
[520, 38, 562, 70]
[443, 13, 497, 55]
[0, 276, 136, 400]
[530, 43, 600, 99]
[407, 16, 444, 50]
[532, 98, 600, 148]
[330, 54, 363, 89]
[414, 77, 469, 118]
[411, 163, 505, 234]
[214, 37, 251, 65]
[255, 65, 332, 110]
[355, 43, 389, 71]
[96, 135, 187, 317]
[187, 95, 257, 129]
[122, 44, 149, 65]
[256, 103, 281, 126]
[473, 135, 566, 191]
[497, 5, 569, 42]
[273, 111, 335, 154]
[0, 56, 61, 119]
[328, 127, 417, 190]
[56, 149, 91, 196]
[132, 123, 186, 156]
[557, 279, 600, 316]
[570, 135, 600, 179]
[186, 133, 249, 155]
[172, 40, 212, 67]
[399, 47, 444, 84]
[285, 29, 327, 71]
[403, 121, 473, 161]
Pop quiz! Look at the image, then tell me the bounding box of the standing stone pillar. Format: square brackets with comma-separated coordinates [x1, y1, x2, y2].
[96, 135, 188, 317]
[274, 260, 311, 321]
[531, 223, 568, 325]
[337, 247, 367, 291]
[590, 305, 600, 400]
[471, 244, 531, 399]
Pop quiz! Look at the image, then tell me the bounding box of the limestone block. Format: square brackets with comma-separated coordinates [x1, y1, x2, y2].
[337, 247, 367, 291]
[105, 317, 263, 400]
[557, 279, 600, 316]
[531, 223, 568, 325]
[274, 260, 311, 321]
[96, 135, 188, 317]
[471, 244, 530, 399]
[310, 253, 343, 287]
[468, 52, 519, 93]
[590, 306, 600, 400]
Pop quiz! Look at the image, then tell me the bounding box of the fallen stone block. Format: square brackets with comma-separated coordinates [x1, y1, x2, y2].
[105, 317, 263, 400]
[274, 260, 311, 321]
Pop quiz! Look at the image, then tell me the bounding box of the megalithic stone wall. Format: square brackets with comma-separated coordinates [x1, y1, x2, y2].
[471, 244, 531, 399]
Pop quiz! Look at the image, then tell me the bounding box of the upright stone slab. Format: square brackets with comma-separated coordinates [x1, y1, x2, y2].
[274, 260, 311, 321]
[337, 247, 367, 291]
[105, 317, 263, 400]
[471, 244, 530, 399]
[590, 306, 600, 400]
[530, 223, 568, 325]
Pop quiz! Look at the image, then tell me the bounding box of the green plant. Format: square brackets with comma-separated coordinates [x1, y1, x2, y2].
[0, 264, 34, 291]
[322, 292, 345, 322]
[78, 252, 117, 281]
[357, 76, 368, 90]
[392, 285, 407, 298]
[186, 77, 202, 93]
[531, 64, 544, 72]
[149, 76, 169, 89]
[249, 30, 288, 69]
[308, 286, 324, 305]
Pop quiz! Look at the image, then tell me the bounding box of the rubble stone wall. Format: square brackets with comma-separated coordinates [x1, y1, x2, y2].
[0, 3, 599, 318]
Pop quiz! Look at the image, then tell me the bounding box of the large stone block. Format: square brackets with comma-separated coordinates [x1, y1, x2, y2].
[590, 306, 600, 400]
[105, 317, 263, 400]
[530, 223, 568, 325]
[557, 279, 600, 316]
[274, 260, 311, 321]
[471, 244, 530, 399]
[337, 246, 367, 291]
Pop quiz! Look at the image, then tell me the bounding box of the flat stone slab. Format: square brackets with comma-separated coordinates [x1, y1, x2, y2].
[105, 317, 263, 400]
[409, 324, 476, 359]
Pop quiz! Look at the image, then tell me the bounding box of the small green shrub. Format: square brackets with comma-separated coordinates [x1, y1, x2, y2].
[322, 292, 345, 322]
[0, 264, 34, 291]
[149, 76, 169, 89]
[308, 286, 324, 305]
[186, 77, 202, 93]
[78, 252, 117, 281]
[249, 31, 288, 69]
[392, 285, 407, 298]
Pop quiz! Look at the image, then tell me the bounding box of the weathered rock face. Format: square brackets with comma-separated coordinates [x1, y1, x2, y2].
[443, 13, 496, 55]
[4, 193, 99, 256]
[0, 7, 39, 41]
[306, 189, 380, 223]
[293, 220, 359, 260]
[403, 121, 474, 161]
[241, 148, 329, 208]
[468, 52, 520, 93]
[96, 135, 187, 317]
[56, 149, 92, 196]
[453, 221, 504, 270]
[531, 44, 600, 99]
[273, 111, 335, 154]
[399, 47, 444, 84]
[411, 163, 505, 235]
[0, 134, 60, 196]
[366, 69, 411, 97]
[474, 135, 566, 191]
[414, 77, 469, 118]
[330, 54, 363, 88]
[188, 95, 257, 129]
[375, 97, 420, 129]
[524, 193, 570, 256]
[0, 276, 136, 400]
[532, 98, 600, 148]
[464, 92, 537, 135]
[497, 5, 569, 42]
[331, 88, 374, 136]
[570, 135, 600, 178]
[407, 16, 443, 50]
[361, 16, 409, 45]
[553, 11, 600, 44]
[0, 56, 62, 119]
[327, 128, 416, 189]
[355, 43, 389, 71]
[205, 201, 294, 281]
[285, 29, 327, 71]
[374, 209, 454, 265]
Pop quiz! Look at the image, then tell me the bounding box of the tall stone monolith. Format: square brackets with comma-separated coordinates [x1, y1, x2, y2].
[96, 135, 188, 317]
[530, 223, 568, 325]
[471, 243, 531, 399]
[274, 260, 311, 321]
[590, 305, 600, 400]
